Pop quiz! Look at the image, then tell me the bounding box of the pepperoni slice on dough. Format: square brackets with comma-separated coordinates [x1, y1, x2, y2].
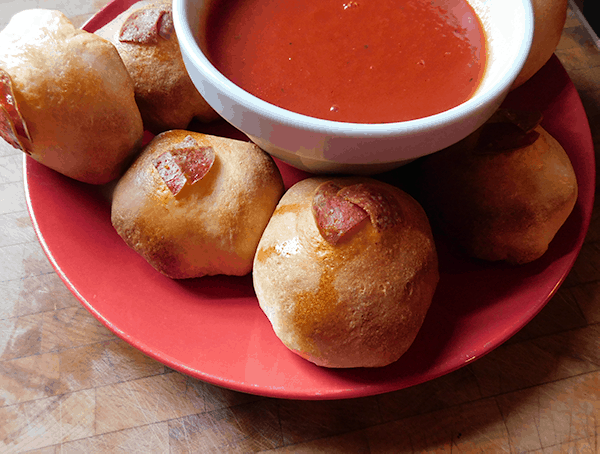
[119, 6, 174, 44]
[0, 68, 31, 153]
[312, 181, 400, 245]
[152, 135, 215, 195]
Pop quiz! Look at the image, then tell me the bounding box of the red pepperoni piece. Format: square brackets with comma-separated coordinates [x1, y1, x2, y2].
[171, 136, 215, 185]
[477, 108, 542, 153]
[312, 181, 369, 245]
[476, 122, 541, 153]
[153, 151, 187, 195]
[338, 183, 401, 231]
[0, 105, 23, 152]
[119, 6, 174, 44]
[152, 135, 215, 196]
[157, 10, 174, 40]
[0, 68, 31, 153]
[492, 108, 543, 133]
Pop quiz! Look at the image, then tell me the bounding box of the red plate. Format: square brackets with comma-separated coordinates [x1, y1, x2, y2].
[24, 0, 595, 399]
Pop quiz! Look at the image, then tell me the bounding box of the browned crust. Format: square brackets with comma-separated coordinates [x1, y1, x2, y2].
[111, 130, 284, 279]
[253, 177, 439, 368]
[417, 125, 578, 264]
[511, 0, 568, 89]
[96, 0, 219, 133]
[0, 9, 144, 184]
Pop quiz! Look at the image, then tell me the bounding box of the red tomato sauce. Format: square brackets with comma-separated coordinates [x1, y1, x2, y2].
[204, 0, 486, 124]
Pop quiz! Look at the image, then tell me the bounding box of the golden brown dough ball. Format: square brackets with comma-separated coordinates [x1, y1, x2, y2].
[111, 130, 284, 279]
[0, 9, 143, 184]
[512, 0, 568, 89]
[96, 0, 219, 134]
[253, 177, 439, 368]
[415, 110, 578, 264]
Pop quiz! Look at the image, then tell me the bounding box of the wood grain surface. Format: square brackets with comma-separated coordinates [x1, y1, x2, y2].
[1, 1, 599, 452]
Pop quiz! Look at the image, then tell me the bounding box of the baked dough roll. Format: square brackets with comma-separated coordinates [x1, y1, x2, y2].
[0, 9, 143, 184]
[111, 130, 284, 279]
[415, 109, 578, 264]
[253, 177, 439, 368]
[96, 0, 219, 134]
[511, 0, 568, 89]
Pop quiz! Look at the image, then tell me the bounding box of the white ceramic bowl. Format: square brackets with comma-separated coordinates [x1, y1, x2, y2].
[173, 0, 534, 174]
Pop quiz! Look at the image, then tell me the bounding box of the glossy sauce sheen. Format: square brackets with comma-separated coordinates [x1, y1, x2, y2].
[205, 0, 486, 123]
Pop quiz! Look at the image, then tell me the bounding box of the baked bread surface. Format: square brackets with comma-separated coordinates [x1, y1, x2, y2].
[0, 9, 143, 184]
[96, 0, 219, 133]
[253, 177, 439, 368]
[511, 0, 568, 89]
[417, 125, 578, 264]
[111, 130, 284, 279]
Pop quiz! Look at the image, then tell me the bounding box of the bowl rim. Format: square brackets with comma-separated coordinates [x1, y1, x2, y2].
[173, 0, 534, 138]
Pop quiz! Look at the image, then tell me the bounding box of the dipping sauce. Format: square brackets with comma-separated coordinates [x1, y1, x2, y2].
[205, 0, 486, 124]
